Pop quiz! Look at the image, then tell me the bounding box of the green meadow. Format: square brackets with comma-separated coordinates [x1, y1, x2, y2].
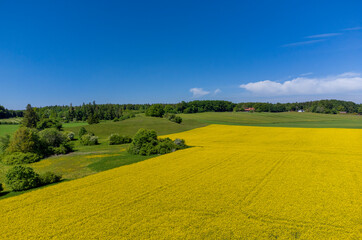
[0, 125, 19, 137]
[180, 111, 362, 128]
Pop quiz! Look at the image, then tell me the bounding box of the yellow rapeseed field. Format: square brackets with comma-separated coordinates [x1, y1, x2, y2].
[0, 125, 361, 239]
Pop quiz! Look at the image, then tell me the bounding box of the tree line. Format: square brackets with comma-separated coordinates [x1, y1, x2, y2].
[1, 99, 361, 121]
[0, 105, 23, 119]
[234, 99, 362, 114]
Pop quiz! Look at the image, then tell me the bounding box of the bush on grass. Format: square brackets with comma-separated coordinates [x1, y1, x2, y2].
[128, 129, 187, 156]
[40, 172, 62, 185]
[78, 127, 87, 138]
[5, 166, 41, 191]
[1, 152, 41, 165]
[108, 134, 132, 145]
[80, 134, 99, 146]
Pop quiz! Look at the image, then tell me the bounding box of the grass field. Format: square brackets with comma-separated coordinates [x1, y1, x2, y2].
[0, 116, 206, 194]
[64, 115, 207, 139]
[0, 125, 19, 137]
[0, 125, 360, 239]
[180, 112, 362, 128]
[0, 118, 22, 124]
[1, 112, 361, 139]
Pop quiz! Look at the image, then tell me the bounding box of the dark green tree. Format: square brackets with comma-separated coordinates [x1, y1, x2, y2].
[358, 105, 362, 115]
[128, 129, 158, 155]
[78, 127, 87, 138]
[145, 104, 165, 117]
[6, 127, 41, 154]
[37, 118, 62, 130]
[5, 166, 41, 191]
[23, 104, 39, 128]
[87, 113, 100, 124]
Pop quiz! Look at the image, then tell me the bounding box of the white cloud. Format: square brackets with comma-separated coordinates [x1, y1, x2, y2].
[299, 72, 313, 77]
[282, 39, 326, 47]
[240, 73, 362, 96]
[338, 72, 360, 77]
[214, 88, 221, 94]
[306, 33, 341, 38]
[343, 27, 362, 31]
[190, 88, 210, 97]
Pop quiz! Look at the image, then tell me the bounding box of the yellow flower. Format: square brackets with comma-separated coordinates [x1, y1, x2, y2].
[0, 125, 361, 239]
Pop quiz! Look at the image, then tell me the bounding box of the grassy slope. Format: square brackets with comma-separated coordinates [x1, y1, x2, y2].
[0, 125, 19, 137]
[64, 115, 207, 139]
[0, 115, 207, 197]
[180, 112, 362, 128]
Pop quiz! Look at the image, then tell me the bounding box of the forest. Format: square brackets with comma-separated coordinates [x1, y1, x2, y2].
[0, 99, 361, 121]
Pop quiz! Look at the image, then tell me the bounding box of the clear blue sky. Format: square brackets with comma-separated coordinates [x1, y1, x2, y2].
[1, 0, 361, 109]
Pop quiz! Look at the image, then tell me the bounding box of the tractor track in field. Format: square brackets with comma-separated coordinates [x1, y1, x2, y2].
[238, 207, 354, 234]
[239, 154, 288, 207]
[49, 150, 242, 237]
[234, 150, 354, 235]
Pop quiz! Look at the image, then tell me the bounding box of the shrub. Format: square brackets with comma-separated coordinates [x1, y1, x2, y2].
[174, 138, 187, 149]
[80, 134, 99, 146]
[39, 128, 67, 147]
[113, 117, 119, 122]
[78, 127, 87, 138]
[66, 131, 75, 141]
[174, 116, 182, 124]
[138, 142, 159, 155]
[38, 128, 73, 155]
[5, 166, 41, 191]
[6, 127, 41, 154]
[165, 114, 182, 124]
[109, 134, 132, 145]
[156, 138, 176, 154]
[2, 152, 41, 165]
[128, 129, 188, 156]
[128, 129, 158, 155]
[37, 118, 62, 130]
[5, 127, 73, 158]
[52, 143, 73, 155]
[40, 172, 62, 185]
[164, 113, 173, 120]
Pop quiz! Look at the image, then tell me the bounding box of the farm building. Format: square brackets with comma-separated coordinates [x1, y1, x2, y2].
[244, 107, 255, 112]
